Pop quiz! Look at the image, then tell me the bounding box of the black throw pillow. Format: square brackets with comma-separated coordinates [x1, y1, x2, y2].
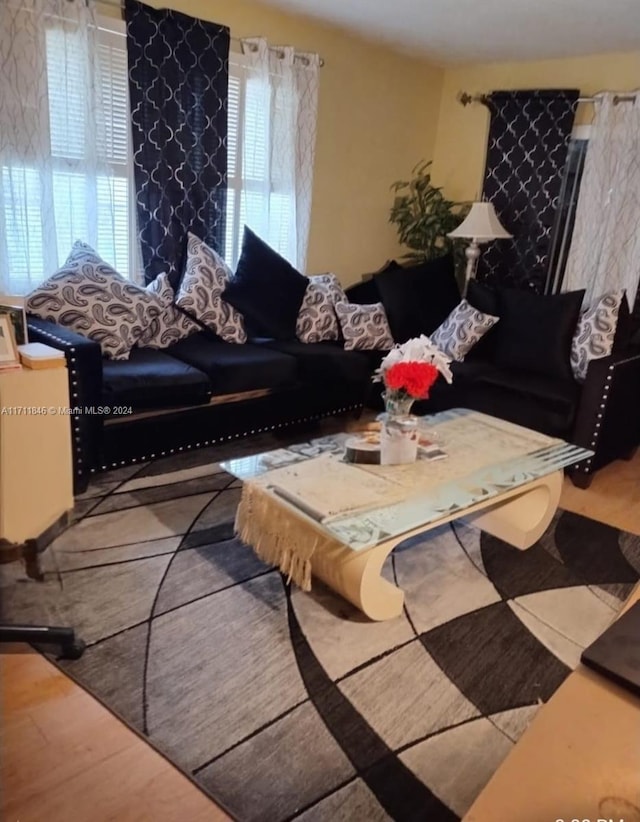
[344, 277, 381, 306]
[373, 253, 460, 342]
[466, 279, 500, 316]
[493, 288, 585, 380]
[465, 279, 501, 360]
[344, 260, 399, 306]
[612, 291, 633, 353]
[223, 227, 309, 340]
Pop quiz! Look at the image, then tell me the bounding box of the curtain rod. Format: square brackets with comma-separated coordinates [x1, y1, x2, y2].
[458, 91, 637, 107]
[86, 0, 325, 66]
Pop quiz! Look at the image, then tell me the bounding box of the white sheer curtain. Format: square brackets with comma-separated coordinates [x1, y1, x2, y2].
[563, 92, 640, 306]
[0, 0, 124, 294]
[236, 37, 319, 271]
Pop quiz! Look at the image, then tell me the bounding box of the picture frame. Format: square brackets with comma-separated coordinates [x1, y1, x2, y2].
[0, 315, 20, 365]
[0, 297, 28, 346]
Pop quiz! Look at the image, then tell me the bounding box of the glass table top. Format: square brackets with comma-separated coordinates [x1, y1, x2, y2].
[221, 409, 593, 551]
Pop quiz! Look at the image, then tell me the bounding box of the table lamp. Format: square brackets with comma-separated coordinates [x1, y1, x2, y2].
[448, 202, 512, 284]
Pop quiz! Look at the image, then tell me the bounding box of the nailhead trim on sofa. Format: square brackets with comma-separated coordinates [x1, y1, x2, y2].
[30, 325, 87, 479]
[573, 353, 640, 478]
[95, 404, 362, 472]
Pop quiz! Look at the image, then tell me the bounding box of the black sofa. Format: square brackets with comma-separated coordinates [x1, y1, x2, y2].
[28, 256, 640, 493]
[27, 318, 374, 492]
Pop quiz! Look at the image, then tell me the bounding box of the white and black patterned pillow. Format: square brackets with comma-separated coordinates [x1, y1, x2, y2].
[430, 299, 499, 361]
[335, 302, 394, 351]
[175, 234, 246, 344]
[26, 241, 165, 360]
[296, 273, 347, 343]
[138, 273, 200, 350]
[571, 290, 623, 381]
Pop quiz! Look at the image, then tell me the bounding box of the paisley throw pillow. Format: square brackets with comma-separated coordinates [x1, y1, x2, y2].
[26, 241, 165, 360]
[175, 233, 247, 344]
[138, 273, 200, 349]
[430, 299, 499, 361]
[570, 290, 623, 381]
[335, 302, 394, 351]
[296, 273, 347, 343]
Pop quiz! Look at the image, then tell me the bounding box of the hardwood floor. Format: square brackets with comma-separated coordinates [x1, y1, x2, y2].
[561, 450, 640, 535]
[1, 649, 230, 822]
[2, 451, 639, 822]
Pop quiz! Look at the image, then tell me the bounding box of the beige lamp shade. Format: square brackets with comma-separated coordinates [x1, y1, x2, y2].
[448, 202, 512, 242]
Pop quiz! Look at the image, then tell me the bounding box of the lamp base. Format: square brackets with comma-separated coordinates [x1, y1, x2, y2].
[464, 240, 481, 288]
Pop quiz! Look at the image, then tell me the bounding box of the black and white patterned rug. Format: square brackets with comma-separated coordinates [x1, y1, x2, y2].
[2, 427, 639, 821]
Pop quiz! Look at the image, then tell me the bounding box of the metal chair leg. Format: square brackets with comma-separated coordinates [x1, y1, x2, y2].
[0, 625, 85, 660]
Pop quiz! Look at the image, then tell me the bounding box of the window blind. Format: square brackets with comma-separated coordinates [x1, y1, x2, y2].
[2, 17, 134, 292]
[225, 55, 295, 268]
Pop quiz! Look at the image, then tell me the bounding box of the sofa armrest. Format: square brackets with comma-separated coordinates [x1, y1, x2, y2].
[26, 318, 104, 492]
[569, 350, 640, 485]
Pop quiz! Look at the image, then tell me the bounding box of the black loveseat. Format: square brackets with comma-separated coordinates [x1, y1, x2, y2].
[352, 261, 640, 489]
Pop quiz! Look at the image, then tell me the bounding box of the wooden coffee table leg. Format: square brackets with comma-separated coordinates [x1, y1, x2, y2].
[463, 470, 563, 550]
[310, 538, 405, 622]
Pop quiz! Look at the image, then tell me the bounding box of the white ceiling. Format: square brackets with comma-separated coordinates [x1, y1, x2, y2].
[255, 0, 640, 64]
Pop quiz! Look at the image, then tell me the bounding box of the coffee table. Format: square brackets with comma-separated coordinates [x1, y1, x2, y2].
[222, 409, 592, 621]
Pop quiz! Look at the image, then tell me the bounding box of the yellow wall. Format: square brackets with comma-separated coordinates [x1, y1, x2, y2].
[106, 0, 445, 284]
[432, 51, 640, 202]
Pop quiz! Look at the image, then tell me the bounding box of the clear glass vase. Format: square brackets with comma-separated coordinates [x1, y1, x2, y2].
[383, 392, 415, 419]
[381, 392, 418, 465]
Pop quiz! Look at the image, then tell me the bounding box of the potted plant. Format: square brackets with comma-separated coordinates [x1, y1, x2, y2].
[389, 160, 469, 279]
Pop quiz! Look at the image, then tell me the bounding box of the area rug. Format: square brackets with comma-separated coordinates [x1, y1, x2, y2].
[2, 427, 639, 822]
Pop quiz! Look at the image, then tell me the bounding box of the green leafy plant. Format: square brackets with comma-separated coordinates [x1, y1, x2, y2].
[389, 161, 469, 274]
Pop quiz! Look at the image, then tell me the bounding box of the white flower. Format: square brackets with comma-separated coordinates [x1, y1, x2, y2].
[373, 334, 453, 384]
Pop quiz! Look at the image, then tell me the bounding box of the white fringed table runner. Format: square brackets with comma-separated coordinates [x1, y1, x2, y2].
[233, 453, 408, 590]
[235, 481, 333, 591]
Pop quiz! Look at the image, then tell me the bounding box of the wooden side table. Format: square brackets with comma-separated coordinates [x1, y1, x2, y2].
[465, 585, 640, 822]
[0, 359, 74, 576]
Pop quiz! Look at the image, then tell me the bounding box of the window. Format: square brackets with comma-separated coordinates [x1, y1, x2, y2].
[225, 53, 295, 268]
[3, 32, 303, 292]
[1, 17, 135, 293]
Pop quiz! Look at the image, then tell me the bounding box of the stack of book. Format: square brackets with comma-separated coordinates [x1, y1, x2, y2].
[18, 343, 65, 370]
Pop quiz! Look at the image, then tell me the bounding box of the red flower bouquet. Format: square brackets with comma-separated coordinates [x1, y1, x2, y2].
[384, 360, 439, 400]
[373, 335, 453, 418]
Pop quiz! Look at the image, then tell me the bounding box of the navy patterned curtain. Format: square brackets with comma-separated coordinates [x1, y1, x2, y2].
[125, 0, 229, 284]
[479, 89, 579, 292]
